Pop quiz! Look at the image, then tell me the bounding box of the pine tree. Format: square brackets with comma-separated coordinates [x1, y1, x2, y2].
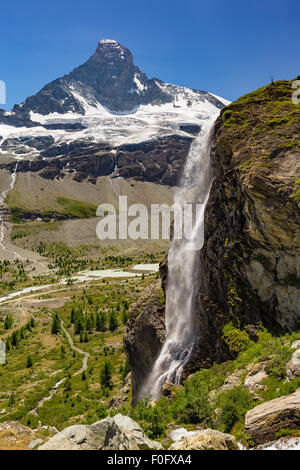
[96, 312, 106, 332]
[100, 360, 113, 389]
[120, 358, 130, 384]
[75, 317, 84, 335]
[122, 309, 129, 325]
[51, 314, 60, 334]
[64, 378, 72, 392]
[8, 392, 15, 407]
[109, 311, 118, 332]
[4, 315, 13, 330]
[26, 355, 33, 368]
[70, 307, 75, 324]
[11, 330, 19, 347]
[86, 313, 94, 331]
[81, 371, 86, 381]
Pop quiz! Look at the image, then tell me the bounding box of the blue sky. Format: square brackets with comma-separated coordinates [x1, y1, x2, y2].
[1, 0, 299, 109]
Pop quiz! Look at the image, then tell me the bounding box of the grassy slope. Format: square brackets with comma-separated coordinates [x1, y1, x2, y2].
[219, 79, 300, 199]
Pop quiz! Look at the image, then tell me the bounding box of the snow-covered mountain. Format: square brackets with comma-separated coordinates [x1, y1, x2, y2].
[0, 39, 229, 185]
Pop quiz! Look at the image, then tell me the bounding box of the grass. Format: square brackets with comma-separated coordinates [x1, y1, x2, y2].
[11, 221, 61, 241]
[56, 196, 97, 219]
[218, 79, 300, 180]
[7, 196, 98, 223]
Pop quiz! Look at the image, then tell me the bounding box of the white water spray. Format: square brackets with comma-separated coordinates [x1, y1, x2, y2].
[141, 115, 218, 399]
[0, 163, 24, 258]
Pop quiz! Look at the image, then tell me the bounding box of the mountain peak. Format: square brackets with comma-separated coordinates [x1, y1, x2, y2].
[94, 39, 131, 61]
[98, 39, 120, 46]
[0, 39, 226, 124]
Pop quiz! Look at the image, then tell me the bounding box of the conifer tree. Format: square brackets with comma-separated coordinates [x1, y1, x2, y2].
[4, 315, 13, 330]
[100, 360, 113, 389]
[51, 313, 60, 334]
[96, 312, 106, 332]
[109, 311, 118, 332]
[26, 355, 33, 368]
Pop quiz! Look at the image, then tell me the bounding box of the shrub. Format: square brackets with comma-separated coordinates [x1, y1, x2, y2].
[130, 398, 171, 439]
[95, 404, 108, 420]
[216, 386, 254, 433]
[222, 322, 251, 354]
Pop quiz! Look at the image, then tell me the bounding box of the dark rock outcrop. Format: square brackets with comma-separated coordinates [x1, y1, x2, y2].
[116, 135, 192, 185]
[179, 124, 201, 135]
[124, 284, 165, 405]
[198, 79, 300, 332]
[1, 135, 54, 152]
[0, 135, 192, 186]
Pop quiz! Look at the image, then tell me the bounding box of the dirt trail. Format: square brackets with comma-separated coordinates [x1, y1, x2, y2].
[61, 320, 90, 376]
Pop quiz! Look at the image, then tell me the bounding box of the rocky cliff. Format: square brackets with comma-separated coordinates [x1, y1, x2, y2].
[200, 78, 300, 332]
[125, 78, 300, 401]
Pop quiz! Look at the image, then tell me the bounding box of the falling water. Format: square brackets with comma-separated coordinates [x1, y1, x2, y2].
[141, 115, 218, 399]
[0, 163, 22, 256]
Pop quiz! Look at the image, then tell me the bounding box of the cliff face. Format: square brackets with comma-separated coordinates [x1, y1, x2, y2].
[0, 135, 192, 186]
[123, 280, 166, 405]
[200, 78, 300, 332]
[125, 78, 300, 401]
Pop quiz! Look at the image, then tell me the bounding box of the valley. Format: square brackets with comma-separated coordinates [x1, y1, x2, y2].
[0, 262, 160, 435]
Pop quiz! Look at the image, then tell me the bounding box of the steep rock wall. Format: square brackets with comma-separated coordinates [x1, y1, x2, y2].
[200, 78, 300, 331]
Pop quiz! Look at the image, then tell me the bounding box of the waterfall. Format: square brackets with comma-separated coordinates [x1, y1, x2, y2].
[140, 115, 218, 399]
[0, 163, 21, 256]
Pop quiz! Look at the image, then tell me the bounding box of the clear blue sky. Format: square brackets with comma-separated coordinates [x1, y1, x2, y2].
[1, 0, 299, 110]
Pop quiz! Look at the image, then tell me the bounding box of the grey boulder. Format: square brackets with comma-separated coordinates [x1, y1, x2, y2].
[38, 414, 162, 450]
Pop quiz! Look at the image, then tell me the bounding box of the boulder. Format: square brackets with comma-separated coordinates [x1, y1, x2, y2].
[245, 388, 300, 444]
[286, 346, 300, 380]
[38, 415, 162, 450]
[219, 370, 243, 393]
[113, 414, 162, 450]
[169, 428, 238, 450]
[244, 363, 268, 392]
[28, 438, 44, 450]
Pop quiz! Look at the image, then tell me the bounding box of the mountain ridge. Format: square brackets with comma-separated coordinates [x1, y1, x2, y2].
[0, 39, 225, 129]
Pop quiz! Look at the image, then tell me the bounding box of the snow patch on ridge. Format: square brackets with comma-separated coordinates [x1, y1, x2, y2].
[209, 93, 231, 106]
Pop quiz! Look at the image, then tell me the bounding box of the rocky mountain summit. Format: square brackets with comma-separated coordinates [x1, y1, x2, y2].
[0, 40, 227, 197]
[0, 39, 223, 126]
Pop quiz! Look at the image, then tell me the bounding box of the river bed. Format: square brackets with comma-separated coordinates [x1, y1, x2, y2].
[0, 263, 159, 304]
